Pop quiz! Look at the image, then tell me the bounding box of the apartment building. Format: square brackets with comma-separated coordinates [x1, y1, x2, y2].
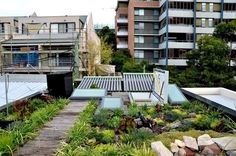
[115, 0, 236, 66]
[0, 13, 100, 77]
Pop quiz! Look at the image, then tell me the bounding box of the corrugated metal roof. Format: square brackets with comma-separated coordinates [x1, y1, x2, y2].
[0, 74, 47, 110]
[78, 76, 122, 92]
[123, 73, 153, 92]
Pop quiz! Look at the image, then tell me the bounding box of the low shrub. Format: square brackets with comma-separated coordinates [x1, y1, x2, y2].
[120, 128, 155, 145]
[128, 103, 140, 118]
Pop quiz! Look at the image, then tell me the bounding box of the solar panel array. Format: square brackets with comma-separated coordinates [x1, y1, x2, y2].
[123, 73, 153, 92]
[78, 74, 154, 92]
[78, 76, 122, 92]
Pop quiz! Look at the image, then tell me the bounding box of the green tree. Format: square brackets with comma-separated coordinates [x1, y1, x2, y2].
[111, 49, 130, 72]
[97, 26, 116, 50]
[100, 40, 113, 64]
[122, 59, 143, 73]
[184, 35, 231, 87]
[213, 21, 236, 67]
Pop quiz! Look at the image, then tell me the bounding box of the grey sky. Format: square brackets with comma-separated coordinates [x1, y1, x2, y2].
[0, 0, 117, 25]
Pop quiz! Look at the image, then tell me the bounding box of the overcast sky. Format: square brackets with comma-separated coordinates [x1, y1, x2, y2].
[0, 0, 117, 26]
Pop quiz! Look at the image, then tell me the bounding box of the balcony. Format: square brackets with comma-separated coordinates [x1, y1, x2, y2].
[134, 43, 159, 49]
[135, 16, 158, 21]
[134, 29, 159, 35]
[12, 32, 79, 40]
[223, 11, 236, 19]
[117, 30, 128, 36]
[168, 25, 194, 33]
[117, 42, 128, 49]
[117, 18, 128, 24]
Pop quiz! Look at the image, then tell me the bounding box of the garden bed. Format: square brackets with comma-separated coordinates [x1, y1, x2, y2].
[57, 100, 236, 156]
[0, 97, 69, 155]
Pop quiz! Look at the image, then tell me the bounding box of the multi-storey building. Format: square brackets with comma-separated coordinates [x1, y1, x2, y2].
[0, 13, 100, 76]
[115, 0, 236, 66]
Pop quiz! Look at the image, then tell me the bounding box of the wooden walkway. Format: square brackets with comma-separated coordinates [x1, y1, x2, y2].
[14, 101, 88, 156]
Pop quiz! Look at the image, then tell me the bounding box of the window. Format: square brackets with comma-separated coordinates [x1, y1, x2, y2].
[202, 3, 206, 12]
[134, 36, 144, 43]
[139, 9, 144, 16]
[51, 23, 75, 33]
[153, 10, 158, 16]
[154, 37, 158, 43]
[0, 23, 4, 33]
[154, 51, 159, 59]
[134, 50, 144, 58]
[154, 23, 159, 29]
[209, 3, 214, 12]
[134, 23, 144, 29]
[208, 19, 213, 27]
[135, 9, 144, 16]
[201, 18, 206, 27]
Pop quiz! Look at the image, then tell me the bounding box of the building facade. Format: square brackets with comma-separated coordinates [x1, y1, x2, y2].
[115, 0, 236, 66]
[0, 13, 100, 76]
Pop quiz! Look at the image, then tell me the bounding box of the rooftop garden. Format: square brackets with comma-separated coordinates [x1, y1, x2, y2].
[56, 100, 236, 156]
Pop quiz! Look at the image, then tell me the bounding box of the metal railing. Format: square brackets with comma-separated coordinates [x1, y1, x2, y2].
[135, 29, 159, 34]
[135, 16, 158, 21]
[135, 43, 159, 48]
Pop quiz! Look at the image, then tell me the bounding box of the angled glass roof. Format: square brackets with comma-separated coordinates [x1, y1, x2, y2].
[100, 97, 123, 109]
[69, 89, 107, 100]
[168, 84, 188, 104]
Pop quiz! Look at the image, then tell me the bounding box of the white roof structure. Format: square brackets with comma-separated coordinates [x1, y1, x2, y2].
[0, 74, 47, 110]
[182, 87, 236, 117]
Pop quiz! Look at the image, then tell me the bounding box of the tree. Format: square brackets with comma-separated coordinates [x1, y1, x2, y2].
[122, 59, 143, 73]
[87, 40, 101, 76]
[100, 40, 113, 64]
[97, 26, 116, 50]
[213, 20, 236, 67]
[111, 49, 130, 72]
[184, 35, 231, 87]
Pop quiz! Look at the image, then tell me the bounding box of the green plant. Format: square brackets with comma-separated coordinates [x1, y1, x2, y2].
[146, 107, 157, 118]
[91, 109, 113, 127]
[224, 116, 236, 131]
[113, 108, 124, 117]
[193, 114, 210, 130]
[107, 116, 122, 129]
[90, 83, 98, 89]
[120, 129, 155, 145]
[154, 118, 166, 126]
[93, 144, 118, 156]
[29, 99, 47, 111]
[131, 143, 156, 156]
[128, 103, 140, 118]
[100, 130, 115, 144]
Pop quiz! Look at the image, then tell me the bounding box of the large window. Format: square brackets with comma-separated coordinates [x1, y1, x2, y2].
[202, 3, 206, 12]
[13, 53, 39, 67]
[0, 23, 4, 33]
[134, 36, 144, 43]
[201, 18, 206, 27]
[209, 3, 214, 12]
[134, 50, 144, 58]
[169, 17, 193, 25]
[50, 23, 75, 33]
[224, 3, 236, 11]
